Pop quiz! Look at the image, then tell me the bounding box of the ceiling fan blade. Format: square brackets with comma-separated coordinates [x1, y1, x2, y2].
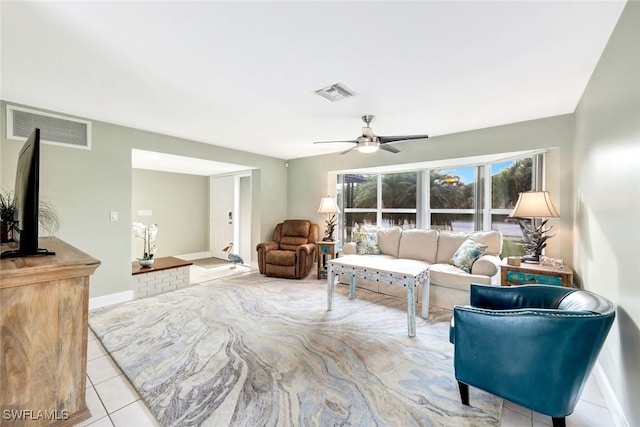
[313, 140, 357, 144]
[379, 144, 400, 154]
[378, 134, 429, 143]
[339, 146, 358, 155]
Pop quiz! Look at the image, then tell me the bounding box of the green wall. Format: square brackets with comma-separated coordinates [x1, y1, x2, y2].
[0, 101, 288, 298]
[573, 1, 640, 425]
[131, 169, 209, 259]
[287, 114, 575, 264]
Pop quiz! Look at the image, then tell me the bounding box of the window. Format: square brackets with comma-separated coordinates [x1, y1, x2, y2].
[381, 172, 418, 229]
[337, 153, 543, 253]
[338, 174, 376, 243]
[339, 172, 418, 242]
[490, 157, 536, 257]
[429, 167, 477, 232]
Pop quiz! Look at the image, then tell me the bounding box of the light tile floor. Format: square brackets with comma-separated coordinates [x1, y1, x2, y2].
[81, 265, 616, 426]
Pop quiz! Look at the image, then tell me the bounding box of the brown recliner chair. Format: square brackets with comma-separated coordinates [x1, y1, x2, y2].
[256, 220, 319, 279]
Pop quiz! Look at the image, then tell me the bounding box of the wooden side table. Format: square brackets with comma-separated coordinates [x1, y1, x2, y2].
[500, 261, 574, 287]
[317, 241, 339, 279]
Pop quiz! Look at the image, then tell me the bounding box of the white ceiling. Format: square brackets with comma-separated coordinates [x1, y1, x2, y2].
[1, 1, 627, 161]
[131, 149, 255, 176]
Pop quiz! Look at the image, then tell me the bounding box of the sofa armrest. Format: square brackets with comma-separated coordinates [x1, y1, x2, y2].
[256, 241, 279, 274]
[470, 254, 501, 277]
[342, 242, 357, 255]
[256, 241, 278, 253]
[295, 243, 317, 278]
[296, 243, 316, 256]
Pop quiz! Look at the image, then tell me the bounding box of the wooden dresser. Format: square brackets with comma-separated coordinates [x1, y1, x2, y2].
[1, 237, 100, 427]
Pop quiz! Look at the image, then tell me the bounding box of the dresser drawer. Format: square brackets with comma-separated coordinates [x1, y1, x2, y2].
[506, 271, 563, 286]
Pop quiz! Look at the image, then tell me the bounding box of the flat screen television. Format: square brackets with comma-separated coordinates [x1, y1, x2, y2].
[1, 128, 55, 258]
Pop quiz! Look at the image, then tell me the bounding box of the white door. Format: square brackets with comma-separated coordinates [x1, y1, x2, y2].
[210, 175, 234, 260]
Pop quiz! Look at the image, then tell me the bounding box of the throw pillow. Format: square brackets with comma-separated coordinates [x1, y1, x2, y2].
[450, 239, 488, 273]
[353, 231, 382, 255]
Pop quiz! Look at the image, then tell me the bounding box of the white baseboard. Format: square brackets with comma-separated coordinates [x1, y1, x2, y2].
[594, 362, 629, 427]
[89, 290, 133, 310]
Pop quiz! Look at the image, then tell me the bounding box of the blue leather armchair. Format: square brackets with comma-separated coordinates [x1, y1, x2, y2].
[450, 284, 615, 427]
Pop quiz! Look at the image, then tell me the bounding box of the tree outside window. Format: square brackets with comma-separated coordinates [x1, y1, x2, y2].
[336, 154, 540, 254]
[340, 172, 417, 242]
[430, 167, 475, 231]
[491, 158, 534, 257]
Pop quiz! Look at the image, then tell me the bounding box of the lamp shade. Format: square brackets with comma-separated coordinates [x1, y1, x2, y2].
[317, 197, 340, 214]
[509, 191, 559, 218]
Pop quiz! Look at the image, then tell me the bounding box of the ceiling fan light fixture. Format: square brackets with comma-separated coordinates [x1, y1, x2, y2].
[357, 140, 380, 153]
[313, 114, 429, 155]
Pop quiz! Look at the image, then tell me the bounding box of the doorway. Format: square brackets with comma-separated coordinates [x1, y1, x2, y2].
[210, 172, 252, 264]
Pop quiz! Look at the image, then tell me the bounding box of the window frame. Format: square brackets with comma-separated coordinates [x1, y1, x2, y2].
[337, 152, 545, 243]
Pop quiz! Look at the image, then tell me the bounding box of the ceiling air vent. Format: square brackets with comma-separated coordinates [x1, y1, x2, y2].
[6, 105, 92, 149]
[314, 82, 357, 102]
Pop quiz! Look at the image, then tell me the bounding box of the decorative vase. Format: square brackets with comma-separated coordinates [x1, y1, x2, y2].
[138, 258, 155, 267]
[1, 220, 13, 243]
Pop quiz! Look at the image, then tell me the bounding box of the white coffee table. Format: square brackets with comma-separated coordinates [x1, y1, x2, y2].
[327, 255, 430, 337]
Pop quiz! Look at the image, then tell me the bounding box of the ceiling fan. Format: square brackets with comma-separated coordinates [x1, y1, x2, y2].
[313, 115, 429, 154]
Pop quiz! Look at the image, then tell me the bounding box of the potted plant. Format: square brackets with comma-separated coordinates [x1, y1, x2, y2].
[0, 189, 60, 243]
[0, 190, 15, 243]
[132, 222, 158, 267]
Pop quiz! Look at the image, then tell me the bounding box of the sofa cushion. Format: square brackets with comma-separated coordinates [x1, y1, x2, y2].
[282, 220, 310, 237]
[436, 231, 470, 263]
[353, 231, 381, 255]
[265, 250, 296, 266]
[450, 239, 488, 273]
[398, 229, 438, 262]
[279, 220, 312, 251]
[469, 230, 502, 256]
[280, 236, 309, 251]
[430, 264, 493, 291]
[377, 227, 402, 257]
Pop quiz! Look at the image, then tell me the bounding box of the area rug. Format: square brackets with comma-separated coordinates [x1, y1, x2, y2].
[89, 274, 502, 427]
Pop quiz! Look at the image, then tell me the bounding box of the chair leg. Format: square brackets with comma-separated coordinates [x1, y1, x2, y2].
[458, 381, 469, 405]
[552, 417, 566, 427]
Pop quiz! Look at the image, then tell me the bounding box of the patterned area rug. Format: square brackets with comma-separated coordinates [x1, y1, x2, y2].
[89, 273, 502, 426]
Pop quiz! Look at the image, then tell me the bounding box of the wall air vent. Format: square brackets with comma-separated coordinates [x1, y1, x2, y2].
[6, 105, 92, 149]
[314, 82, 357, 102]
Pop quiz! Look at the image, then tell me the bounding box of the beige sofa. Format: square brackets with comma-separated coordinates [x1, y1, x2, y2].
[341, 227, 503, 309]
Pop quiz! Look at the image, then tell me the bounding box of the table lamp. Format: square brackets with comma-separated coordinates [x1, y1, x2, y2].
[317, 197, 340, 241]
[509, 191, 559, 263]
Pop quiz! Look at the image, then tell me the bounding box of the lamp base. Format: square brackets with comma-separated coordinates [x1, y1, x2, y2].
[521, 254, 540, 264]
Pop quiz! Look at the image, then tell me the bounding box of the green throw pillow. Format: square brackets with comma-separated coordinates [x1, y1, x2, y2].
[450, 239, 488, 273]
[353, 231, 381, 255]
